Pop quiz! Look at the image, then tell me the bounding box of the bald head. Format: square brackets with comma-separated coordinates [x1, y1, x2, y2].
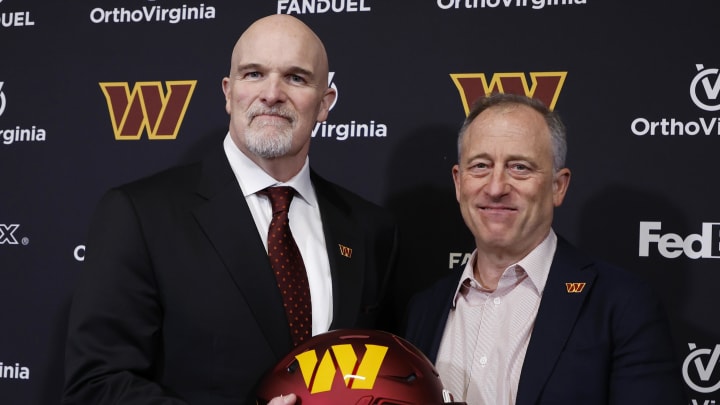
[229, 15, 329, 81]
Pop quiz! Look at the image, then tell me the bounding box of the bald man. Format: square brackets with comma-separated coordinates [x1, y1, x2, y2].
[63, 15, 398, 405]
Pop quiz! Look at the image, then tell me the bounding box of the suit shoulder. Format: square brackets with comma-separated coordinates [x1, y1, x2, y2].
[558, 239, 659, 301]
[93, 162, 204, 216]
[117, 162, 202, 194]
[311, 171, 395, 221]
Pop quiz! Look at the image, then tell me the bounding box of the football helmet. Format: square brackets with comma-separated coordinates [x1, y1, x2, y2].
[256, 329, 465, 405]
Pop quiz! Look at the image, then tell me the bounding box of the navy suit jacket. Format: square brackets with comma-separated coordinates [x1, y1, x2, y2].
[405, 237, 687, 404]
[63, 144, 398, 405]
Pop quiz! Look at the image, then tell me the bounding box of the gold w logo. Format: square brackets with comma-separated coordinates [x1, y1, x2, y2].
[450, 71, 567, 114]
[338, 244, 353, 258]
[295, 344, 388, 394]
[99, 80, 196, 140]
[565, 282, 586, 293]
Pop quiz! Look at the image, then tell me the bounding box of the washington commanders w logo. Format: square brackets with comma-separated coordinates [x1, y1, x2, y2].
[295, 344, 388, 394]
[565, 282, 586, 293]
[99, 80, 196, 140]
[451, 71, 567, 114]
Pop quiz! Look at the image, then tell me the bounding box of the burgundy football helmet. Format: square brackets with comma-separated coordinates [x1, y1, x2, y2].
[256, 329, 465, 405]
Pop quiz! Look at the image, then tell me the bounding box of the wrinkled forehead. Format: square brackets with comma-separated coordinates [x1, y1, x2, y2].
[473, 104, 549, 137]
[464, 104, 553, 153]
[231, 16, 328, 75]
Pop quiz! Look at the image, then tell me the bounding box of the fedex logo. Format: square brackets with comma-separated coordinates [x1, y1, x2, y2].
[0, 224, 20, 244]
[639, 221, 720, 259]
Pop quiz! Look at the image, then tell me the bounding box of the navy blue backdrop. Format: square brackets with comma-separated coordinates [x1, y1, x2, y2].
[2, 0, 719, 403]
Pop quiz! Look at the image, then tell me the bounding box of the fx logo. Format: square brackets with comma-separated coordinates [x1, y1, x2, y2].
[295, 343, 388, 393]
[99, 80, 196, 140]
[0, 81, 6, 116]
[683, 343, 720, 393]
[0, 224, 20, 245]
[691, 64, 720, 112]
[450, 71, 567, 115]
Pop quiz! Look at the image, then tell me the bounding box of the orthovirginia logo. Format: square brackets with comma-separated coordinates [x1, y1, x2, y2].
[0, 361, 30, 380]
[437, 0, 586, 11]
[451, 71, 567, 114]
[0, 82, 47, 146]
[683, 343, 720, 394]
[691, 64, 720, 112]
[90, 3, 216, 24]
[295, 343, 387, 393]
[631, 64, 720, 136]
[99, 81, 196, 140]
[312, 72, 388, 141]
[0, 81, 6, 116]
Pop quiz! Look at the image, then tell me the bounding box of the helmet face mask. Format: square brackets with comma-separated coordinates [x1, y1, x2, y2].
[256, 329, 465, 405]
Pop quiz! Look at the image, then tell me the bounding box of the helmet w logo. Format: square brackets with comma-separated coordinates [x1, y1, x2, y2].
[295, 343, 388, 394]
[99, 81, 196, 140]
[451, 71, 567, 114]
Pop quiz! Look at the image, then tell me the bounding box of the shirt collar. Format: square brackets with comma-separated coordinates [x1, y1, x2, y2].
[450, 230, 557, 307]
[223, 133, 317, 207]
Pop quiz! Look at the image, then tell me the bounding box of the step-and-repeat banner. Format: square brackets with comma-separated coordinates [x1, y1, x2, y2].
[2, 0, 718, 403]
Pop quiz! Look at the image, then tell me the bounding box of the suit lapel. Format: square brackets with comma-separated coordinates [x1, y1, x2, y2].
[312, 172, 365, 329]
[516, 238, 597, 405]
[192, 145, 292, 357]
[427, 269, 463, 362]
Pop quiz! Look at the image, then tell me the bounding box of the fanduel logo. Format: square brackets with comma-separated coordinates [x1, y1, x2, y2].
[683, 343, 720, 393]
[277, 0, 371, 14]
[295, 343, 387, 393]
[1, 4, 35, 28]
[631, 64, 720, 137]
[449, 252, 472, 268]
[450, 71, 567, 114]
[639, 221, 720, 259]
[99, 81, 196, 140]
[312, 72, 388, 141]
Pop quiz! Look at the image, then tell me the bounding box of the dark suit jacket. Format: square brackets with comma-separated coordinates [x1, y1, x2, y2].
[404, 237, 687, 404]
[63, 144, 398, 405]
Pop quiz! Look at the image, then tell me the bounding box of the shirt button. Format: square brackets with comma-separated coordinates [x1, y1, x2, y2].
[480, 356, 488, 367]
[493, 297, 502, 305]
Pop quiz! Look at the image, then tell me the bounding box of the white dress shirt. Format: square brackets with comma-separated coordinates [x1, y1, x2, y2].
[223, 134, 333, 335]
[436, 230, 557, 404]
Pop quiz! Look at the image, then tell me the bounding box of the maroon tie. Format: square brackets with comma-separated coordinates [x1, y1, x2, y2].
[259, 186, 312, 347]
